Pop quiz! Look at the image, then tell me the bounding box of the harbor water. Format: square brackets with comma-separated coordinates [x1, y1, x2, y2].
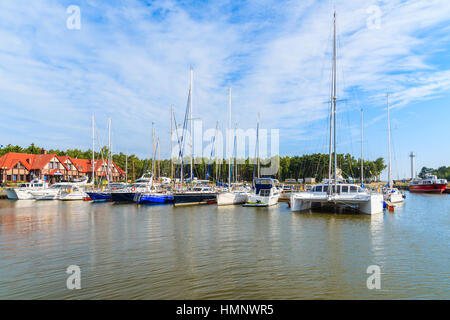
[0, 192, 448, 299]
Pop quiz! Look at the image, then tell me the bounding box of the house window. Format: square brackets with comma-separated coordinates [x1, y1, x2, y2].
[13, 175, 17, 181]
[49, 162, 53, 169]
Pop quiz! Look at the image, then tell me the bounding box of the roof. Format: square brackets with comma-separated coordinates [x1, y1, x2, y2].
[0, 152, 34, 170]
[0, 152, 124, 175]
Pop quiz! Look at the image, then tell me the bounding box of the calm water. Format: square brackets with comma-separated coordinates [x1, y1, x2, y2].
[0, 192, 448, 299]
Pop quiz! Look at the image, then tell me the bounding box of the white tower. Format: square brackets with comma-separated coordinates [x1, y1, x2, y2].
[409, 152, 415, 179]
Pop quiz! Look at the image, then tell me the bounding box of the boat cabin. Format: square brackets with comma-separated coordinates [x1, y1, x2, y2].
[311, 184, 365, 194]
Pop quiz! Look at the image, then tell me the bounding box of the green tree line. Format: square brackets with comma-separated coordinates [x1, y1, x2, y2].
[418, 166, 450, 180]
[1, 143, 387, 182]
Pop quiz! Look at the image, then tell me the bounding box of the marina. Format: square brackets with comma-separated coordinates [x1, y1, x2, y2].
[0, 1, 449, 304]
[0, 191, 448, 299]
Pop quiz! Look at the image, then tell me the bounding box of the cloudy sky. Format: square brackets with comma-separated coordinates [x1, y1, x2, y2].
[0, 0, 449, 179]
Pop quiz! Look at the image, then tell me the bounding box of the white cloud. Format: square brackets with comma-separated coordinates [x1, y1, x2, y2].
[0, 0, 449, 167]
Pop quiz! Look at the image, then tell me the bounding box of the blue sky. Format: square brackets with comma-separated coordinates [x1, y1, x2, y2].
[0, 0, 449, 179]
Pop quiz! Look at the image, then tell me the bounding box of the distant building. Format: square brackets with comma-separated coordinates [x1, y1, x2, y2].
[305, 177, 315, 184]
[0, 151, 124, 184]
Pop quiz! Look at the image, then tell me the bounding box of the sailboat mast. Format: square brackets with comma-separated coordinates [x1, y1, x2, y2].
[190, 67, 194, 184]
[228, 87, 232, 187]
[91, 114, 95, 185]
[215, 121, 219, 182]
[332, 11, 337, 192]
[257, 113, 260, 179]
[158, 137, 160, 179]
[170, 105, 174, 181]
[107, 118, 111, 183]
[125, 152, 128, 182]
[387, 94, 392, 188]
[361, 108, 364, 186]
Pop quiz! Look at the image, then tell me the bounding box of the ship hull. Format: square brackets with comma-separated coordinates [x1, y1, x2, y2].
[136, 194, 173, 204]
[173, 192, 217, 206]
[409, 184, 447, 193]
[87, 192, 112, 202]
[111, 192, 136, 202]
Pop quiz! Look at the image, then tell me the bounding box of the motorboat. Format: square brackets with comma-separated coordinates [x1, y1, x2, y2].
[409, 174, 448, 193]
[244, 178, 280, 207]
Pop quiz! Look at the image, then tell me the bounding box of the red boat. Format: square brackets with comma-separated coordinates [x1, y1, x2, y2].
[409, 174, 448, 193]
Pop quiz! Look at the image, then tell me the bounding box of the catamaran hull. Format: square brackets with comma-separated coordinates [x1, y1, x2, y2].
[173, 193, 217, 206]
[217, 192, 249, 206]
[409, 184, 447, 193]
[290, 193, 383, 214]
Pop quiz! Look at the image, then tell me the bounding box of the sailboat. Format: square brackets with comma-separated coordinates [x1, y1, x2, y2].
[382, 94, 405, 205]
[134, 131, 174, 204]
[173, 68, 218, 206]
[244, 115, 280, 207]
[217, 88, 251, 205]
[290, 11, 383, 214]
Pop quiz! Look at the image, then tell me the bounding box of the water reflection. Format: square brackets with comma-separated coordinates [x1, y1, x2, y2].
[0, 192, 448, 299]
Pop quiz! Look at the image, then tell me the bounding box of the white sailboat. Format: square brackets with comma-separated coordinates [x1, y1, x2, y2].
[290, 11, 383, 215]
[383, 94, 405, 205]
[217, 87, 250, 205]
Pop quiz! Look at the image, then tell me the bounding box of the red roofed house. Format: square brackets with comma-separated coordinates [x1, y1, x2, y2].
[0, 151, 124, 184]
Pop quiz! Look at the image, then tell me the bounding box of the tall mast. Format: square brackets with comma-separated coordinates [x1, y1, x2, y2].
[152, 122, 155, 177]
[158, 137, 160, 178]
[387, 93, 392, 188]
[125, 152, 128, 182]
[215, 121, 219, 182]
[257, 113, 260, 179]
[170, 105, 174, 181]
[107, 118, 111, 183]
[360, 108, 364, 187]
[91, 114, 95, 185]
[189, 67, 194, 184]
[332, 11, 337, 192]
[228, 87, 232, 187]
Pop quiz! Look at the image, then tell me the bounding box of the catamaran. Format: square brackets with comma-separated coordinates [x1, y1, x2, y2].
[290, 11, 383, 215]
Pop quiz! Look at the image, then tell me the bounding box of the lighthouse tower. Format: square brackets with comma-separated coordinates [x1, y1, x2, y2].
[409, 152, 416, 179]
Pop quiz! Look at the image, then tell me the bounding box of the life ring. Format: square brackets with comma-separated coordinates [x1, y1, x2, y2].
[113, 187, 117, 191]
[131, 186, 136, 192]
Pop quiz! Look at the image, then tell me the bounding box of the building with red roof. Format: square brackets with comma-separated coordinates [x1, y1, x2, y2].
[0, 151, 124, 184]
